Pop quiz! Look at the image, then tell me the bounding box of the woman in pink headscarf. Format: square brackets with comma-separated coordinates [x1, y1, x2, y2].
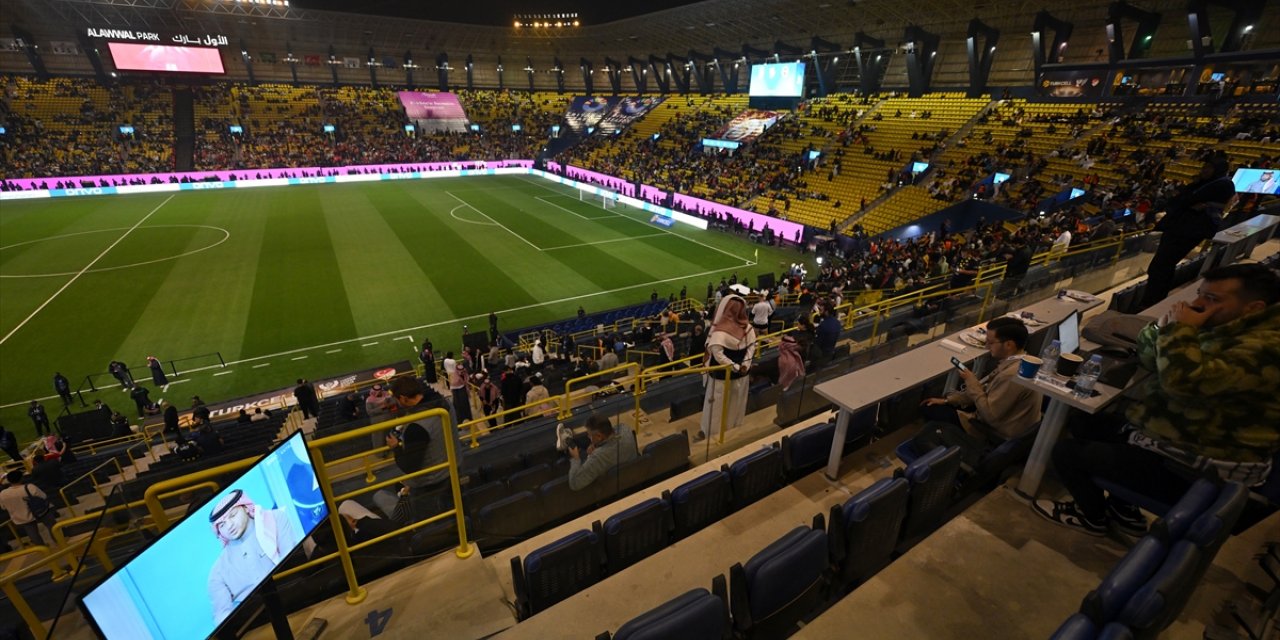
[695, 294, 756, 442]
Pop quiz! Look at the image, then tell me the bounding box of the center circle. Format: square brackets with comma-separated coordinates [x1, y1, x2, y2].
[0, 225, 232, 278]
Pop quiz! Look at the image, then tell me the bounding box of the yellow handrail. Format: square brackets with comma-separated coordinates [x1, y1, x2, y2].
[59, 456, 124, 517]
[561, 362, 642, 420]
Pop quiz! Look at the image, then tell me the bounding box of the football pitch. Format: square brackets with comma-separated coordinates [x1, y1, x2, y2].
[0, 174, 800, 438]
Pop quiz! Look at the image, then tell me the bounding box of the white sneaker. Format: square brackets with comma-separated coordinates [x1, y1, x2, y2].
[555, 423, 573, 451]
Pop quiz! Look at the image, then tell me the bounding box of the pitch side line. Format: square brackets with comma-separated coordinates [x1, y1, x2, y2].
[533, 195, 617, 221]
[0, 194, 176, 346]
[519, 176, 756, 266]
[541, 233, 671, 251]
[444, 190, 541, 251]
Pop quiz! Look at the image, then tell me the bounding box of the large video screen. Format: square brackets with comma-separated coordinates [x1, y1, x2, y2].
[749, 62, 805, 98]
[108, 42, 225, 74]
[82, 431, 327, 639]
[1231, 168, 1279, 195]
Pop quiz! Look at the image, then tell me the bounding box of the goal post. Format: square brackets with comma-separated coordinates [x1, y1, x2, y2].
[579, 187, 618, 209]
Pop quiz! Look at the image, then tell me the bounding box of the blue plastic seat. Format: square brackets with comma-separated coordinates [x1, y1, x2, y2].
[726, 445, 784, 510]
[1080, 536, 1168, 624]
[511, 529, 604, 620]
[781, 420, 836, 477]
[1146, 479, 1222, 541]
[598, 498, 672, 573]
[898, 446, 962, 544]
[730, 522, 830, 639]
[1115, 540, 1202, 639]
[601, 578, 730, 640]
[829, 477, 910, 590]
[665, 470, 732, 540]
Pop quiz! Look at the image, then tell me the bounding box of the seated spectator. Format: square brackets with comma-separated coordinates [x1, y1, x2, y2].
[195, 423, 224, 455]
[250, 407, 271, 422]
[1035, 264, 1280, 535]
[916, 317, 1042, 465]
[567, 414, 638, 491]
[237, 409, 253, 424]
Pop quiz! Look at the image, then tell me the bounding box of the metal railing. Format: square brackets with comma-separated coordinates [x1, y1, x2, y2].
[74, 351, 226, 406]
[58, 457, 124, 517]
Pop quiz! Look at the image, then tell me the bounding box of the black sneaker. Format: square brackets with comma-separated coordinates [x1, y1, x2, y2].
[1106, 502, 1149, 537]
[1032, 499, 1108, 536]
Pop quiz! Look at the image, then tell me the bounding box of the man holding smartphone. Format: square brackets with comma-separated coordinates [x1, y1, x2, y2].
[914, 317, 1042, 464]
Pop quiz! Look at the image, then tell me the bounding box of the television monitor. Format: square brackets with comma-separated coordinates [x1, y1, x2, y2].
[992, 172, 1011, 185]
[322, 124, 335, 133]
[81, 431, 328, 639]
[0, 126, 6, 135]
[404, 124, 415, 132]
[701, 138, 741, 150]
[1120, 76, 1133, 84]
[912, 161, 930, 173]
[1058, 311, 1080, 356]
[1069, 188, 1086, 199]
[1231, 167, 1279, 195]
[228, 125, 243, 134]
[108, 42, 225, 74]
[118, 126, 135, 135]
[551, 125, 561, 134]
[748, 62, 806, 98]
[469, 124, 480, 132]
[511, 124, 522, 132]
[808, 150, 821, 161]
[1209, 72, 1225, 82]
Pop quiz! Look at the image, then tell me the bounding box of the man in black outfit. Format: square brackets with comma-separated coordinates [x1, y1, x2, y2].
[1140, 156, 1236, 307]
[53, 372, 72, 406]
[294, 378, 320, 420]
[28, 400, 51, 437]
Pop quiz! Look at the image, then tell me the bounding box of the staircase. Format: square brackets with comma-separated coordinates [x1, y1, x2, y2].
[172, 88, 195, 171]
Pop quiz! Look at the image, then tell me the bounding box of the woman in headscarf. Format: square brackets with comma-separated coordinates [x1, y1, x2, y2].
[695, 294, 756, 442]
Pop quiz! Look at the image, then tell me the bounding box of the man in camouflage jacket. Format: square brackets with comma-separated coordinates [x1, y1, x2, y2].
[1034, 263, 1280, 536]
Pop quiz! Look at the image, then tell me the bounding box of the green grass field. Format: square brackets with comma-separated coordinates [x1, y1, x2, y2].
[0, 175, 804, 440]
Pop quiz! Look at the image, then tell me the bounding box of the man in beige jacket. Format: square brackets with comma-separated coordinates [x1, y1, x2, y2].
[916, 317, 1043, 464]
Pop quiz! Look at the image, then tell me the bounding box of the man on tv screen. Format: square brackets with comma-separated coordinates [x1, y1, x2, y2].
[1245, 170, 1278, 195]
[207, 489, 298, 620]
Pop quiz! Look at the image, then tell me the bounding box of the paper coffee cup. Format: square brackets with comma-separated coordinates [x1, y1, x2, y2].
[1018, 355, 1043, 378]
[1057, 352, 1084, 377]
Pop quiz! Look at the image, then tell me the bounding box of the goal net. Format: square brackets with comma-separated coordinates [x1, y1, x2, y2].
[579, 188, 618, 209]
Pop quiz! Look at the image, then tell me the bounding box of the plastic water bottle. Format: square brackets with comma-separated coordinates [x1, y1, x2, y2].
[1072, 355, 1104, 398]
[1037, 339, 1061, 381]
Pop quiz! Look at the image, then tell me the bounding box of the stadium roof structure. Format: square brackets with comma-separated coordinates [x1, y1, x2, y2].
[1, 0, 1276, 91]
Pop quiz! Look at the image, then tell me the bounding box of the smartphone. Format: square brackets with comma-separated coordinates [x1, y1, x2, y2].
[950, 357, 968, 371]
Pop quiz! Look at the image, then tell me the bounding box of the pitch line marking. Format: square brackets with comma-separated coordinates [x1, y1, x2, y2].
[291, 356, 309, 361]
[541, 233, 671, 251]
[252, 363, 271, 369]
[0, 225, 232, 279]
[0, 194, 175, 346]
[0, 255, 761, 410]
[447, 203, 497, 226]
[444, 190, 542, 252]
[520, 176, 755, 265]
[533, 195, 617, 221]
[362, 342, 380, 347]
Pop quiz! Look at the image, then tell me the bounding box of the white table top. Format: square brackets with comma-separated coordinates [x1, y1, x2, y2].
[1212, 213, 1279, 244]
[815, 292, 1105, 413]
[1010, 371, 1124, 415]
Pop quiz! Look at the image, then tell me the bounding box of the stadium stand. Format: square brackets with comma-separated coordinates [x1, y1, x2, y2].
[2, 0, 1279, 638]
